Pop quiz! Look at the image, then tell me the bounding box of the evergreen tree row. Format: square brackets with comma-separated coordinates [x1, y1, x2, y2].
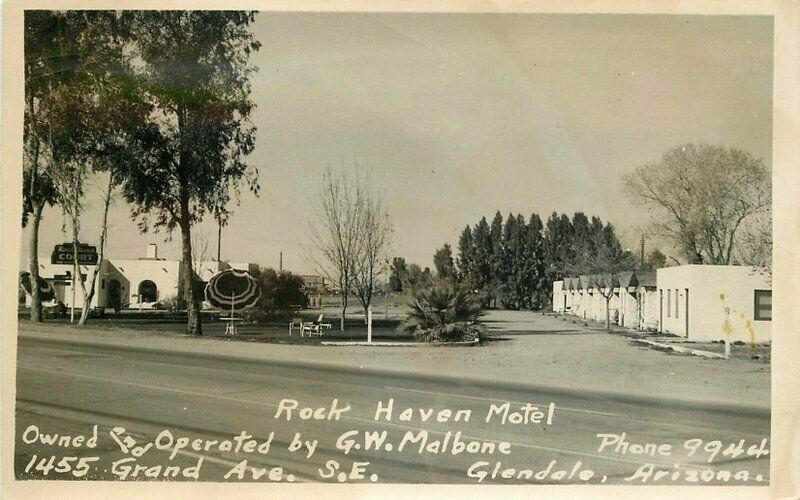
[449, 211, 630, 310]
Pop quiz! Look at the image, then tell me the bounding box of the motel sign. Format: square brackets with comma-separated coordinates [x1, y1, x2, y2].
[51, 242, 99, 266]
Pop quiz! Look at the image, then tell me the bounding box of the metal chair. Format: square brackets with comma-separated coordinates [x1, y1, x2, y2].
[301, 314, 333, 337]
[288, 317, 304, 336]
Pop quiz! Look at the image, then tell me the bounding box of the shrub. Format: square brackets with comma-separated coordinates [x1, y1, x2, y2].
[251, 267, 309, 314]
[156, 296, 186, 319]
[401, 284, 485, 343]
[44, 301, 67, 319]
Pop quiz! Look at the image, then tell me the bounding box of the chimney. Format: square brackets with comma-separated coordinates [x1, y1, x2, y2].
[146, 243, 158, 260]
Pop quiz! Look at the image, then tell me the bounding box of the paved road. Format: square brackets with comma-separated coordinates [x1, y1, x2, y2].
[14, 335, 770, 485]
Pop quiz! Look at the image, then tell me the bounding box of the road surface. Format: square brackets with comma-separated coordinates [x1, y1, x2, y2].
[14, 335, 770, 485]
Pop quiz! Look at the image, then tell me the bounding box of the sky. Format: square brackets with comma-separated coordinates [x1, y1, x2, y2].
[26, 13, 773, 274]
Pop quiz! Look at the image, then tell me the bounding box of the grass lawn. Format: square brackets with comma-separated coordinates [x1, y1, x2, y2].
[17, 308, 414, 345]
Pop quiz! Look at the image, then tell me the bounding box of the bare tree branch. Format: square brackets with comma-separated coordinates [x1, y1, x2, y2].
[622, 143, 771, 266]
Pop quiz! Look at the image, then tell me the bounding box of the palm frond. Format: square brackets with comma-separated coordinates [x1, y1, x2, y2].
[400, 283, 485, 342]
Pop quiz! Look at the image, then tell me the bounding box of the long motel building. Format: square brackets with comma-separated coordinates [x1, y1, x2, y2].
[552, 265, 772, 343]
[26, 243, 256, 311]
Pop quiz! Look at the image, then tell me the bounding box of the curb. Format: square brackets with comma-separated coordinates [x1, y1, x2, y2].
[320, 341, 417, 347]
[319, 339, 480, 347]
[18, 332, 769, 419]
[633, 338, 727, 359]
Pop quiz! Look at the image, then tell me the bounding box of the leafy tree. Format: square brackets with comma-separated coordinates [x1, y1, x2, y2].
[389, 257, 408, 292]
[490, 213, 548, 310]
[525, 213, 547, 309]
[58, 47, 151, 325]
[623, 143, 770, 264]
[645, 248, 667, 270]
[22, 11, 111, 322]
[488, 211, 505, 306]
[456, 225, 474, 286]
[454, 211, 622, 312]
[25, 11, 146, 325]
[405, 263, 422, 288]
[120, 12, 261, 335]
[422, 267, 434, 285]
[403, 263, 435, 291]
[471, 217, 493, 307]
[571, 212, 596, 258]
[542, 212, 574, 307]
[46, 86, 97, 323]
[496, 214, 518, 308]
[433, 243, 456, 280]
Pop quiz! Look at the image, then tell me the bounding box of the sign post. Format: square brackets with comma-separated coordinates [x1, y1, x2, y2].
[723, 306, 732, 360]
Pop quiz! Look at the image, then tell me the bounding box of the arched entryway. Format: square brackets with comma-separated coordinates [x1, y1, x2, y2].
[138, 280, 158, 303]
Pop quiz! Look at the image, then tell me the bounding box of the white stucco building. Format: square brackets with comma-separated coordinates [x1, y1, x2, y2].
[553, 264, 772, 343]
[657, 265, 771, 343]
[27, 243, 256, 311]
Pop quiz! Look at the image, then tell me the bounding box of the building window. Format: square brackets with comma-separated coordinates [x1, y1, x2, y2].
[675, 289, 679, 318]
[754, 290, 772, 321]
[666, 289, 671, 317]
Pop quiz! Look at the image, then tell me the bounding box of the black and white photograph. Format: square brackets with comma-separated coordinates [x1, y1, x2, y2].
[2, 2, 799, 499]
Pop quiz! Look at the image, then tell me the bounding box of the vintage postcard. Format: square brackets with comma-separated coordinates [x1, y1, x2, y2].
[2, 1, 799, 499]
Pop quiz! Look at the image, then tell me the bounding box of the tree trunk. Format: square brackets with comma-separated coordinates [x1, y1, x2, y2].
[179, 200, 202, 336]
[357, 281, 373, 325]
[340, 288, 347, 331]
[28, 202, 45, 322]
[27, 106, 44, 322]
[605, 295, 611, 331]
[361, 295, 371, 325]
[71, 207, 90, 325]
[60, 172, 92, 326]
[175, 106, 201, 336]
[77, 278, 91, 325]
[79, 174, 115, 325]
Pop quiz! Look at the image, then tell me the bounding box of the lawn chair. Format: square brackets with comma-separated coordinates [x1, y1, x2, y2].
[288, 317, 304, 336]
[301, 314, 333, 337]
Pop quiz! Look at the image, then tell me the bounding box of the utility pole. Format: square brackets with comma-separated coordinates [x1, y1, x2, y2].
[640, 234, 646, 267]
[279, 252, 283, 273]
